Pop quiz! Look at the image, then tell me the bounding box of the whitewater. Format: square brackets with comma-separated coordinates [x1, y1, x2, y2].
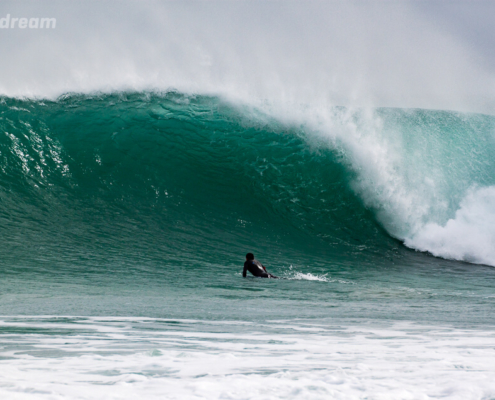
[1, 1, 495, 399]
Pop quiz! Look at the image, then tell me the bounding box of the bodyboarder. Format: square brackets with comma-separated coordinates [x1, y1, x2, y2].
[242, 253, 278, 278]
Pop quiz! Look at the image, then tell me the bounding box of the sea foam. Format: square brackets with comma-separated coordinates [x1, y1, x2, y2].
[1, 317, 495, 400]
[406, 186, 495, 266]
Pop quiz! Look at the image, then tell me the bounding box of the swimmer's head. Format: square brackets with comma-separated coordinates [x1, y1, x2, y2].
[246, 253, 254, 260]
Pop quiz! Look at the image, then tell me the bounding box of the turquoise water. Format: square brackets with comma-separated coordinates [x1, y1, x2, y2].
[1, 92, 495, 399]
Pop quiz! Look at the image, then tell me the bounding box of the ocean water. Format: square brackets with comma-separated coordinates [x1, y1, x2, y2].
[1, 92, 495, 399]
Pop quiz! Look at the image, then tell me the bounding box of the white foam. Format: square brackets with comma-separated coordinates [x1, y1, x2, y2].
[281, 266, 353, 283]
[288, 272, 330, 281]
[405, 186, 495, 266]
[283, 267, 330, 282]
[1, 317, 495, 399]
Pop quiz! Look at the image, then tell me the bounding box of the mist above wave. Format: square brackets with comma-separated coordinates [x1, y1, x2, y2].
[1, 1, 495, 114]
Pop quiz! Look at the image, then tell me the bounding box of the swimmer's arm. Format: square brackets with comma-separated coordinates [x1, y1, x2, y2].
[262, 265, 267, 272]
[242, 264, 247, 277]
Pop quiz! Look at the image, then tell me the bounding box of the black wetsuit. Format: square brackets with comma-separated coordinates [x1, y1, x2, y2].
[243, 260, 277, 278]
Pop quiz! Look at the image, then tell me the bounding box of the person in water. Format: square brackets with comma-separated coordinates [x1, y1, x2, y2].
[243, 253, 278, 278]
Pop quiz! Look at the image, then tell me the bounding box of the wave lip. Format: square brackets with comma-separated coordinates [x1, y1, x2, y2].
[330, 107, 495, 268]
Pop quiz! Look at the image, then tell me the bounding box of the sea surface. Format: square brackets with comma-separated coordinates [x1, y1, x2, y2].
[1, 92, 494, 399]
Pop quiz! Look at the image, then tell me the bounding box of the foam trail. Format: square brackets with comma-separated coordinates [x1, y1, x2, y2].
[283, 268, 331, 282]
[288, 272, 330, 282]
[281, 266, 354, 283]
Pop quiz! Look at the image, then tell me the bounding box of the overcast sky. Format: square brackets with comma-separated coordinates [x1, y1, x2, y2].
[1, 1, 494, 113]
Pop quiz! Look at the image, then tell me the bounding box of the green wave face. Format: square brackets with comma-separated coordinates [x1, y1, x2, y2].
[1, 92, 495, 276]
